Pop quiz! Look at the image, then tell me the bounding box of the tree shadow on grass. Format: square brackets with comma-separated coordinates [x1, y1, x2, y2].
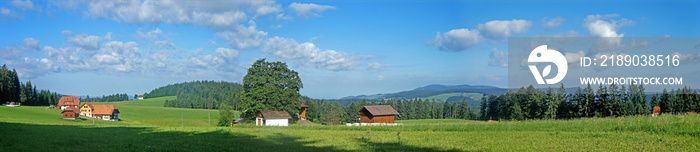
[0, 122, 348, 152]
[355, 137, 466, 152]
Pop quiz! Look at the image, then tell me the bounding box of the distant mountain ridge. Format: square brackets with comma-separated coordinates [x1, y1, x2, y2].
[341, 84, 508, 100]
[411, 84, 500, 91]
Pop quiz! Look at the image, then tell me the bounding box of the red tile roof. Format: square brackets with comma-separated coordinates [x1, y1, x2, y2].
[359, 105, 399, 116]
[58, 96, 81, 106]
[62, 106, 80, 114]
[94, 104, 118, 115]
[301, 103, 309, 108]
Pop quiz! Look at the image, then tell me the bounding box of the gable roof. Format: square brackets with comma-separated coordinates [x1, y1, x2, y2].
[81, 102, 95, 109]
[58, 96, 81, 106]
[62, 106, 80, 114]
[257, 110, 292, 119]
[301, 103, 309, 108]
[93, 104, 119, 115]
[359, 105, 399, 116]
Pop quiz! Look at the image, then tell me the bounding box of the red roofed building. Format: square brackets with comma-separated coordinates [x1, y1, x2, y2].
[358, 105, 400, 123]
[62, 106, 80, 120]
[57, 96, 81, 110]
[93, 104, 120, 121]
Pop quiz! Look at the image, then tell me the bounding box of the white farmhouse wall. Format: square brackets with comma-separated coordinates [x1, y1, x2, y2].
[264, 118, 289, 126]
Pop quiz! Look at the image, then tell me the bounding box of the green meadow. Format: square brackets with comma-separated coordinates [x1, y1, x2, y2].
[1, 96, 699, 151]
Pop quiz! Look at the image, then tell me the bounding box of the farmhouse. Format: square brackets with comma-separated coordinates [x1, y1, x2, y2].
[57, 96, 81, 110]
[358, 105, 400, 123]
[80, 102, 96, 117]
[138, 95, 144, 100]
[61, 106, 80, 120]
[93, 104, 120, 121]
[300, 103, 309, 120]
[255, 110, 292, 126]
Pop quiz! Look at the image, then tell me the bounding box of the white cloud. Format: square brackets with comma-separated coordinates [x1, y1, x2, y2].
[216, 20, 267, 50]
[477, 19, 532, 39]
[23, 38, 39, 50]
[488, 48, 508, 67]
[263, 36, 360, 71]
[10, 0, 34, 10]
[541, 17, 565, 30]
[1, 7, 16, 18]
[429, 28, 482, 51]
[367, 62, 384, 72]
[583, 14, 633, 37]
[255, 4, 282, 18]
[61, 30, 73, 36]
[288, 2, 335, 18]
[376, 75, 384, 81]
[564, 50, 586, 64]
[67, 32, 112, 50]
[136, 28, 163, 40]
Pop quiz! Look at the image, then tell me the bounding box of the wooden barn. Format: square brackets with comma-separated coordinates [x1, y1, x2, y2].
[358, 105, 399, 123]
[299, 103, 309, 120]
[57, 96, 81, 110]
[255, 110, 292, 126]
[61, 106, 80, 120]
[93, 104, 120, 121]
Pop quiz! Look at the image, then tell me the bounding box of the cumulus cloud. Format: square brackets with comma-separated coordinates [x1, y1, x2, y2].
[488, 48, 508, 67]
[23, 38, 39, 50]
[429, 28, 482, 51]
[584, 14, 634, 37]
[216, 20, 268, 50]
[367, 62, 384, 72]
[263, 36, 361, 71]
[1, 29, 242, 79]
[477, 19, 532, 39]
[10, 0, 34, 10]
[288, 2, 335, 18]
[81, 0, 278, 50]
[376, 75, 384, 81]
[67, 32, 112, 50]
[541, 17, 565, 30]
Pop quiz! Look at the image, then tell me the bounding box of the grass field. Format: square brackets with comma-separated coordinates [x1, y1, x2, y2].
[1, 96, 699, 151]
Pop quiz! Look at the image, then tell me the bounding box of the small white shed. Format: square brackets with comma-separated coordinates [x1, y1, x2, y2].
[255, 110, 292, 126]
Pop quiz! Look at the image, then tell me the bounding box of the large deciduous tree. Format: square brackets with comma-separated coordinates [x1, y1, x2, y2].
[239, 59, 302, 119]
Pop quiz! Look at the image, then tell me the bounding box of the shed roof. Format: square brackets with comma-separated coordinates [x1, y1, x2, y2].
[257, 110, 292, 119]
[58, 96, 81, 106]
[359, 105, 399, 116]
[62, 106, 80, 114]
[94, 104, 118, 115]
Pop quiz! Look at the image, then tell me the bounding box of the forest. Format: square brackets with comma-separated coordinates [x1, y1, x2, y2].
[480, 84, 700, 121]
[0, 64, 61, 106]
[157, 81, 244, 109]
[82, 93, 131, 102]
[303, 98, 478, 125]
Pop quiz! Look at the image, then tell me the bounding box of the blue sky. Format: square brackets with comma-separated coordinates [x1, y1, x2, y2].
[1, 0, 698, 99]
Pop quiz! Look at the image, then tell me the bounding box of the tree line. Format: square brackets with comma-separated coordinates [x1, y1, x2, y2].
[82, 93, 131, 102]
[303, 98, 478, 125]
[160, 80, 243, 109]
[0, 64, 61, 106]
[479, 84, 700, 121]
